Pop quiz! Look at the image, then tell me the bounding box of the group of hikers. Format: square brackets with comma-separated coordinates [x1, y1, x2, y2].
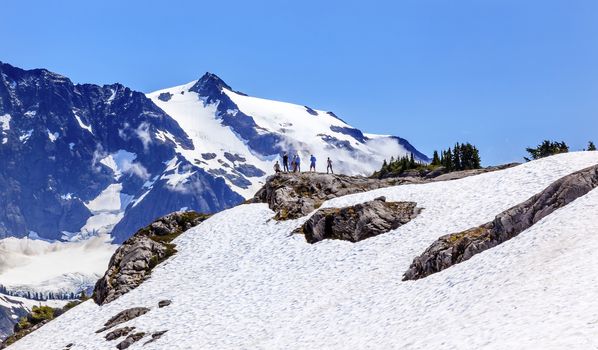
[274, 152, 334, 174]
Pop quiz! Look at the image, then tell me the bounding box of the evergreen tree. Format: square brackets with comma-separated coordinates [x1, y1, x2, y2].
[588, 141, 596, 151]
[453, 143, 462, 171]
[525, 140, 569, 161]
[431, 150, 441, 166]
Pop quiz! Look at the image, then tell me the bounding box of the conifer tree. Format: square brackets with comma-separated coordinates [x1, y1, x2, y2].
[431, 151, 441, 166]
[588, 141, 596, 151]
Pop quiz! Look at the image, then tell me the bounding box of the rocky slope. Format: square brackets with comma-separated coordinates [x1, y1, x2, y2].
[251, 172, 409, 220]
[403, 163, 598, 280]
[93, 211, 209, 305]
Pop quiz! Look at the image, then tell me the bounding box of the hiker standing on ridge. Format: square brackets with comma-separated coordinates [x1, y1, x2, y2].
[310, 154, 316, 172]
[292, 154, 298, 172]
[326, 157, 333, 174]
[274, 161, 281, 173]
[295, 153, 301, 172]
[282, 152, 289, 172]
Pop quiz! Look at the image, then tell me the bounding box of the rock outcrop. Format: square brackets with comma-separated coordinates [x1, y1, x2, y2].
[93, 212, 209, 305]
[116, 332, 145, 349]
[403, 164, 598, 281]
[105, 327, 135, 341]
[252, 165, 520, 221]
[251, 173, 409, 220]
[298, 197, 421, 243]
[95, 307, 150, 333]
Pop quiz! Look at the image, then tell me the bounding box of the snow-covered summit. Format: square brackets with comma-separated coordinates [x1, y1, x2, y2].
[10, 152, 598, 349]
[148, 72, 428, 198]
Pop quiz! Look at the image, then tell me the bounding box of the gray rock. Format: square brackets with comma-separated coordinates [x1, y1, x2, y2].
[116, 332, 145, 349]
[403, 164, 598, 281]
[299, 197, 420, 243]
[96, 307, 149, 333]
[158, 300, 171, 308]
[143, 330, 168, 345]
[105, 327, 135, 341]
[94, 212, 209, 305]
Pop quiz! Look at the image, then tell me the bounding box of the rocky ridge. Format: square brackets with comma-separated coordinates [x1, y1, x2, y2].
[93, 211, 209, 305]
[403, 163, 598, 280]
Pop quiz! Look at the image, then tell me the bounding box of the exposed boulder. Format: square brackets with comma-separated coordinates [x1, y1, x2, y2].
[93, 211, 209, 305]
[116, 332, 145, 349]
[96, 307, 150, 334]
[158, 300, 171, 308]
[143, 330, 168, 346]
[105, 327, 135, 341]
[298, 197, 421, 243]
[251, 173, 408, 220]
[403, 164, 598, 281]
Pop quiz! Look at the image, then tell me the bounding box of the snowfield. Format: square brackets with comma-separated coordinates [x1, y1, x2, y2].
[9, 152, 598, 349]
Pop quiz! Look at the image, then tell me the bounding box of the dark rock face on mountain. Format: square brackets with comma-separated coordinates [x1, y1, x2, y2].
[251, 173, 410, 220]
[403, 164, 598, 281]
[0, 295, 29, 341]
[189, 73, 285, 157]
[93, 211, 208, 305]
[0, 62, 242, 242]
[299, 196, 420, 243]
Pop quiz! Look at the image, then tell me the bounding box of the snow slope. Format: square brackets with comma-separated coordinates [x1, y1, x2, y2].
[0, 235, 117, 298]
[10, 152, 598, 349]
[148, 77, 425, 198]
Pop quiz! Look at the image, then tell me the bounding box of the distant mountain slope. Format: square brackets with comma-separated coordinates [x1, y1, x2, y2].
[147, 73, 428, 197]
[8, 152, 598, 349]
[0, 62, 242, 244]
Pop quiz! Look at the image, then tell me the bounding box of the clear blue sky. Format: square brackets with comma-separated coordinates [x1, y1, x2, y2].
[2, 0, 598, 165]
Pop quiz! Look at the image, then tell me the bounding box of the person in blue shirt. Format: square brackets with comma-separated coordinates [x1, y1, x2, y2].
[309, 154, 316, 172]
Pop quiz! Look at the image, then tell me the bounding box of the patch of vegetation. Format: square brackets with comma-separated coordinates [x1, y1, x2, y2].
[587, 141, 596, 151]
[373, 143, 481, 178]
[2, 293, 89, 348]
[524, 140, 569, 161]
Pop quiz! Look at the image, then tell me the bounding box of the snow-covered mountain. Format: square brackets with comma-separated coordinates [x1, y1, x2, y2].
[147, 73, 428, 198]
[0, 61, 427, 245]
[0, 61, 242, 245]
[8, 152, 598, 349]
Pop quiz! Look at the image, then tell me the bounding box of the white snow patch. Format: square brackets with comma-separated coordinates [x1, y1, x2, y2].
[0, 114, 10, 131]
[81, 183, 133, 237]
[47, 130, 59, 142]
[73, 110, 93, 134]
[19, 129, 33, 142]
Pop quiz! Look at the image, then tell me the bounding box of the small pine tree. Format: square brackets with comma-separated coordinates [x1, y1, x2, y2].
[431, 150, 441, 166]
[588, 141, 596, 151]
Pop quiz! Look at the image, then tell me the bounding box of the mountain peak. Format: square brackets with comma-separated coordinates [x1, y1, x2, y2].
[190, 72, 232, 94]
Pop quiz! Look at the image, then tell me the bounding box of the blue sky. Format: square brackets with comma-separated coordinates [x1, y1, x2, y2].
[2, 0, 597, 165]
